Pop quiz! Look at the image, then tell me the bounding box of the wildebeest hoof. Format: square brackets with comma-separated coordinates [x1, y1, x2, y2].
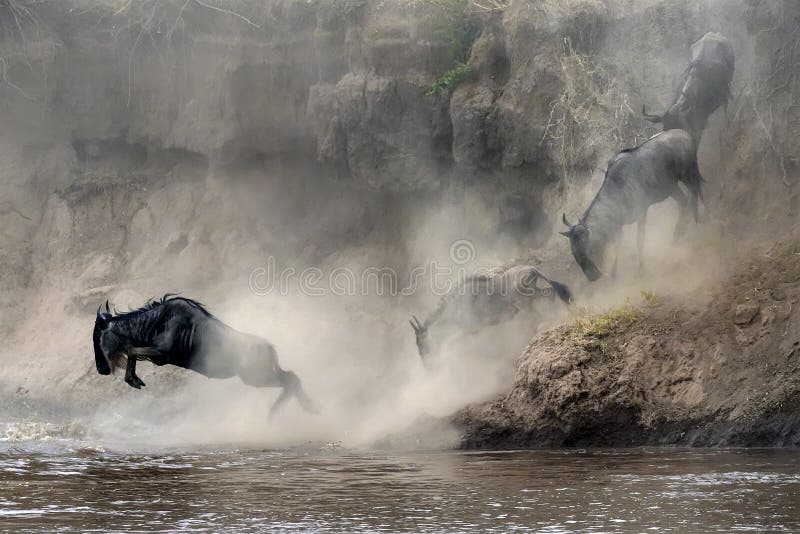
[126, 376, 145, 389]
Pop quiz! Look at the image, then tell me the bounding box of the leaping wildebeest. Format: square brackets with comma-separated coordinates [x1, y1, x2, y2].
[561, 129, 703, 281]
[642, 32, 735, 144]
[409, 265, 572, 365]
[93, 295, 317, 416]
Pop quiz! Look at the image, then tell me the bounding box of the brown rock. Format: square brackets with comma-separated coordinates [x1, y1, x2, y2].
[734, 304, 759, 325]
[549, 359, 574, 379]
[761, 306, 778, 326]
[771, 287, 787, 301]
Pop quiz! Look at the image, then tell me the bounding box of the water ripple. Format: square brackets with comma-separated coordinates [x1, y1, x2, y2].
[0, 446, 798, 531]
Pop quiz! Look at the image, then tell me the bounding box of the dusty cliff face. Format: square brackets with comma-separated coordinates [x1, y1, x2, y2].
[0, 0, 791, 285]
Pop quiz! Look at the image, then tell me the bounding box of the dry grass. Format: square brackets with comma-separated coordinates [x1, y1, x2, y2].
[0, 0, 61, 101]
[569, 299, 640, 340]
[733, 39, 798, 187]
[399, 0, 509, 13]
[540, 41, 645, 181]
[470, 0, 510, 12]
[640, 290, 658, 306]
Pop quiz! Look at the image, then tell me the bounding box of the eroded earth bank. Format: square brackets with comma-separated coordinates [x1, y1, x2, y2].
[458, 235, 800, 447]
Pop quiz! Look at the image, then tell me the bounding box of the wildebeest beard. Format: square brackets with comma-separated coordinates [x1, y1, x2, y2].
[570, 234, 604, 281]
[573, 246, 603, 281]
[562, 218, 605, 282]
[93, 306, 115, 375]
[93, 323, 125, 375]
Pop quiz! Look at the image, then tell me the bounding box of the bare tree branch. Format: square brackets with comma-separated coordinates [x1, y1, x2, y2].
[192, 0, 260, 28]
[0, 56, 36, 101]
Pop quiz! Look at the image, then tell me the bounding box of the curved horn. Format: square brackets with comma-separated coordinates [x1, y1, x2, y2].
[409, 319, 420, 333]
[97, 304, 103, 318]
[562, 213, 574, 228]
[105, 300, 110, 313]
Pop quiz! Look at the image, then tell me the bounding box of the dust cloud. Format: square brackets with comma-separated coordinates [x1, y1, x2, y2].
[0, 0, 793, 451]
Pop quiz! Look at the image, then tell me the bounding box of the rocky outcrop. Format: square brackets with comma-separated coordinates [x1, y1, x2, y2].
[457, 234, 800, 447]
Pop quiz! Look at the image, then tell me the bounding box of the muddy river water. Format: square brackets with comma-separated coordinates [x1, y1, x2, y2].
[2, 435, 800, 532]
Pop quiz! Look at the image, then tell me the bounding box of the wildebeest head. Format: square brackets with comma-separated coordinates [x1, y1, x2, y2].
[409, 315, 431, 360]
[560, 214, 603, 282]
[93, 301, 115, 375]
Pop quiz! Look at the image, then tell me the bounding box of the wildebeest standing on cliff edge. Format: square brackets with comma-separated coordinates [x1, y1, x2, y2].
[643, 32, 735, 144]
[93, 295, 317, 416]
[561, 130, 703, 281]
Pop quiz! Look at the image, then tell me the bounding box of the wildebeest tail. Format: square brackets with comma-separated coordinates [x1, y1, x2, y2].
[538, 272, 573, 304]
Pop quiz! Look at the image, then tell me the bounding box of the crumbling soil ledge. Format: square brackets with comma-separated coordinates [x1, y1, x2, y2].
[455, 236, 800, 448]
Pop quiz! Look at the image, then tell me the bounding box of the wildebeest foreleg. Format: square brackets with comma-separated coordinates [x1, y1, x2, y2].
[123, 347, 166, 388]
[687, 162, 704, 223]
[688, 184, 701, 224]
[637, 211, 648, 275]
[124, 355, 145, 389]
[671, 187, 690, 239]
[610, 234, 622, 280]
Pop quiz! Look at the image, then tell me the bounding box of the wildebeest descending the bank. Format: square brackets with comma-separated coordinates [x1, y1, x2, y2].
[409, 265, 572, 366]
[561, 130, 702, 281]
[642, 32, 735, 144]
[93, 295, 317, 416]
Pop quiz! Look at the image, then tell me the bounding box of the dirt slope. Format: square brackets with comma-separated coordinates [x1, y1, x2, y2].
[456, 233, 800, 448]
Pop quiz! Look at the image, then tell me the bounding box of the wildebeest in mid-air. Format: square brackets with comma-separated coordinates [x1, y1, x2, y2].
[409, 265, 572, 366]
[561, 129, 703, 281]
[642, 32, 735, 144]
[93, 295, 317, 416]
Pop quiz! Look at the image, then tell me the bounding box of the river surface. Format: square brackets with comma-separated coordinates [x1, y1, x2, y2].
[1, 432, 800, 532]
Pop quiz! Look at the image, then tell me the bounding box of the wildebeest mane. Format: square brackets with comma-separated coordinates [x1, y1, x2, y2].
[579, 140, 651, 221]
[107, 293, 216, 323]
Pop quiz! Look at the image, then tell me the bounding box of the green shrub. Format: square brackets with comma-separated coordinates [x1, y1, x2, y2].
[426, 62, 472, 96]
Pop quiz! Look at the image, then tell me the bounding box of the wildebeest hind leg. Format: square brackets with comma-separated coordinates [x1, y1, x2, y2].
[268, 370, 318, 418]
